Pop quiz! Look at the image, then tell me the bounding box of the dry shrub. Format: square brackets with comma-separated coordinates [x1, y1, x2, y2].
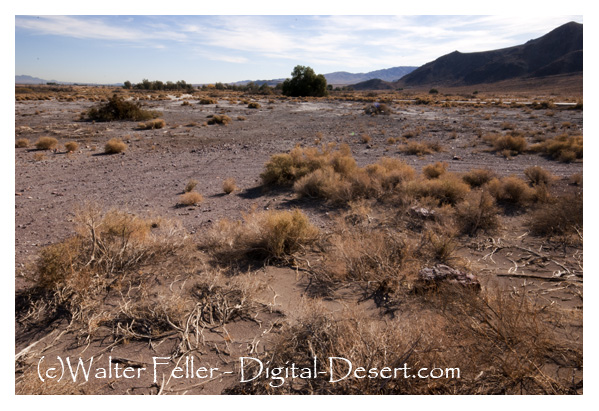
[454, 190, 499, 235]
[488, 176, 534, 206]
[184, 179, 198, 193]
[523, 165, 554, 186]
[569, 173, 582, 186]
[531, 134, 582, 162]
[248, 102, 261, 109]
[178, 191, 204, 206]
[104, 138, 127, 154]
[35, 136, 58, 150]
[86, 94, 160, 121]
[137, 118, 166, 130]
[64, 141, 79, 153]
[528, 193, 583, 238]
[222, 177, 237, 194]
[462, 168, 495, 188]
[483, 132, 527, 155]
[422, 162, 448, 179]
[417, 224, 458, 264]
[407, 173, 470, 206]
[33, 152, 46, 161]
[360, 134, 372, 144]
[25, 205, 185, 323]
[205, 209, 319, 262]
[400, 141, 443, 156]
[15, 138, 30, 148]
[199, 98, 217, 104]
[261, 143, 354, 186]
[364, 102, 392, 115]
[207, 114, 232, 125]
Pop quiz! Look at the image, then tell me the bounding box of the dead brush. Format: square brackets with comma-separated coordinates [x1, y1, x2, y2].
[204, 209, 319, 263]
[531, 134, 582, 162]
[406, 173, 470, 206]
[15, 138, 30, 148]
[524, 165, 554, 186]
[207, 114, 232, 125]
[461, 168, 495, 188]
[487, 176, 535, 206]
[454, 190, 499, 235]
[104, 138, 127, 154]
[528, 193, 583, 240]
[422, 161, 448, 179]
[35, 136, 58, 150]
[137, 118, 166, 130]
[178, 191, 204, 206]
[399, 141, 444, 156]
[222, 177, 237, 194]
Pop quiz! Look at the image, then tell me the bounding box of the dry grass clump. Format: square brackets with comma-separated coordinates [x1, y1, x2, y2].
[178, 191, 204, 206]
[222, 178, 237, 194]
[528, 193, 583, 239]
[406, 173, 470, 206]
[461, 168, 495, 188]
[87, 94, 160, 121]
[261, 143, 355, 187]
[104, 138, 127, 154]
[531, 134, 582, 162]
[487, 176, 535, 206]
[207, 114, 232, 125]
[205, 209, 319, 262]
[454, 190, 499, 235]
[523, 165, 554, 186]
[184, 179, 198, 193]
[422, 162, 448, 179]
[64, 141, 79, 153]
[15, 138, 30, 148]
[199, 98, 217, 105]
[35, 136, 58, 150]
[137, 118, 166, 130]
[399, 141, 443, 156]
[248, 102, 261, 109]
[483, 132, 527, 156]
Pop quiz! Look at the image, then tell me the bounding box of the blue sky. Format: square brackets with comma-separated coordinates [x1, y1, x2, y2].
[15, 14, 583, 84]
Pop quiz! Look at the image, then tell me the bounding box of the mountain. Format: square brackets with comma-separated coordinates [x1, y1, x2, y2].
[350, 78, 397, 91]
[397, 22, 582, 88]
[324, 66, 417, 85]
[15, 75, 59, 84]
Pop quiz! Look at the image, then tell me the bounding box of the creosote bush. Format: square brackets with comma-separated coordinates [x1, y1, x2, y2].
[86, 94, 160, 122]
[104, 138, 127, 154]
[35, 137, 58, 150]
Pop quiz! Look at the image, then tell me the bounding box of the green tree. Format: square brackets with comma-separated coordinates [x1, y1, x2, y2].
[281, 65, 327, 97]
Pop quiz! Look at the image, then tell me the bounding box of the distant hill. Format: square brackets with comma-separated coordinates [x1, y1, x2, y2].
[350, 78, 397, 91]
[230, 66, 418, 87]
[15, 75, 61, 84]
[324, 66, 417, 85]
[397, 21, 582, 88]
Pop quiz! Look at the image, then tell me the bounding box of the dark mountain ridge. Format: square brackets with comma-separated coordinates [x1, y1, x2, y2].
[397, 21, 582, 87]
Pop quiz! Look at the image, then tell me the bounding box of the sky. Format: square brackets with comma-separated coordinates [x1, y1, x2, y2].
[14, 12, 583, 85]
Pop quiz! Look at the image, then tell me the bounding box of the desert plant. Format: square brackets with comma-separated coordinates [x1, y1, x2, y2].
[462, 168, 495, 188]
[199, 98, 217, 105]
[184, 179, 198, 193]
[15, 138, 30, 148]
[207, 115, 232, 125]
[281, 65, 328, 97]
[104, 138, 127, 154]
[178, 191, 204, 206]
[528, 194, 582, 238]
[86, 94, 160, 122]
[222, 178, 237, 194]
[35, 137, 58, 150]
[531, 134, 582, 162]
[523, 166, 554, 186]
[64, 141, 79, 153]
[400, 141, 443, 156]
[422, 162, 448, 179]
[407, 174, 470, 206]
[137, 118, 166, 130]
[487, 176, 534, 206]
[455, 190, 499, 235]
[364, 102, 392, 115]
[247, 102, 261, 109]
